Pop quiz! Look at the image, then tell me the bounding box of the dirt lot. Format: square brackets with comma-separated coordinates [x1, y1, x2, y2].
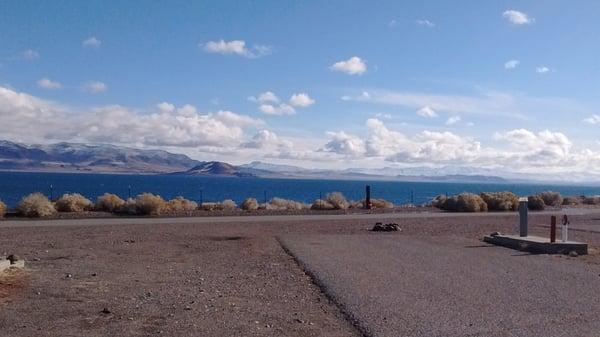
[1, 211, 600, 336]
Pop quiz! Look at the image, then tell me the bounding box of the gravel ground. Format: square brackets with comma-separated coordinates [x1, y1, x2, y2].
[2, 211, 600, 336]
[280, 234, 600, 337]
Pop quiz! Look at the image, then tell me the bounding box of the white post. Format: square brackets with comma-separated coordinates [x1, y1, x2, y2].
[562, 215, 569, 242]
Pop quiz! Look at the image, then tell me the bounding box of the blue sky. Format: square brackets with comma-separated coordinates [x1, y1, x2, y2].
[2, 1, 600, 176]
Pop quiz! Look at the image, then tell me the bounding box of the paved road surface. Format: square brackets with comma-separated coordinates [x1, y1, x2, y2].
[1, 208, 598, 228]
[280, 234, 600, 337]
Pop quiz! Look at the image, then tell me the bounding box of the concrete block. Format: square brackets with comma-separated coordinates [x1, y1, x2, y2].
[484, 234, 588, 255]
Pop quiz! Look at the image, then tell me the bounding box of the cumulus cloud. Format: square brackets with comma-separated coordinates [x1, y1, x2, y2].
[536, 66, 550, 74]
[202, 39, 272, 58]
[289, 93, 315, 107]
[504, 60, 520, 69]
[259, 103, 295, 116]
[37, 78, 62, 90]
[583, 115, 600, 125]
[503, 10, 534, 25]
[330, 56, 367, 75]
[415, 19, 435, 27]
[22, 49, 39, 60]
[242, 130, 292, 150]
[83, 81, 107, 93]
[321, 131, 366, 157]
[83, 37, 102, 48]
[0, 85, 264, 152]
[251, 91, 315, 115]
[417, 106, 438, 118]
[446, 116, 461, 125]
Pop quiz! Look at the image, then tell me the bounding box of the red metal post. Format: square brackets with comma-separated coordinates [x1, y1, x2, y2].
[550, 215, 556, 243]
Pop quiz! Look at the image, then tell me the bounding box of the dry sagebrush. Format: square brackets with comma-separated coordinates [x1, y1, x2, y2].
[267, 197, 308, 210]
[311, 192, 350, 210]
[480, 192, 518, 211]
[527, 195, 545, 211]
[54, 193, 93, 212]
[167, 197, 198, 212]
[95, 193, 126, 212]
[538, 191, 563, 207]
[126, 193, 167, 215]
[0, 200, 6, 218]
[17, 193, 56, 218]
[437, 193, 488, 212]
[241, 198, 259, 211]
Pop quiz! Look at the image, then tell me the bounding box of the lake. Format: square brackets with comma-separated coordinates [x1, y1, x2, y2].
[0, 171, 599, 208]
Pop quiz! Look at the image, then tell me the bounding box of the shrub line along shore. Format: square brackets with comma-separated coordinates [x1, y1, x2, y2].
[0, 190, 597, 219]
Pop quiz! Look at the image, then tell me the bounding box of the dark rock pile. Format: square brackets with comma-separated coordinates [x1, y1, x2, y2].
[372, 222, 400, 232]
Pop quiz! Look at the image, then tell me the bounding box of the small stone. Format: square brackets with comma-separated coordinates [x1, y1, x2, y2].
[65, 273, 73, 278]
[569, 251, 579, 257]
[101, 308, 111, 314]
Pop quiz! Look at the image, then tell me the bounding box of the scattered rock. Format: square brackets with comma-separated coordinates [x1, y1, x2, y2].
[65, 273, 73, 278]
[569, 251, 579, 257]
[101, 308, 111, 314]
[372, 222, 400, 232]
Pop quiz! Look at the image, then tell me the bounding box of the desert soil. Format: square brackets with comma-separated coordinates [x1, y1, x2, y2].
[1, 211, 600, 336]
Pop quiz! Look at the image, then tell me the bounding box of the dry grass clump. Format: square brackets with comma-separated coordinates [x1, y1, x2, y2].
[583, 196, 600, 205]
[431, 195, 447, 208]
[436, 193, 488, 212]
[480, 192, 518, 211]
[200, 202, 222, 211]
[538, 191, 562, 207]
[326, 192, 349, 210]
[527, 195, 545, 211]
[95, 193, 126, 212]
[310, 199, 336, 210]
[562, 196, 582, 206]
[166, 197, 198, 212]
[54, 193, 93, 212]
[17, 193, 56, 218]
[0, 200, 6, 218]
[241, 198, 259, 211]
[129, 193, 167, 215]
[120, 198, 138, 215]
[268, 197, 308, 210]
[351, 198, 394, 209]
[222, 199, 237, 210]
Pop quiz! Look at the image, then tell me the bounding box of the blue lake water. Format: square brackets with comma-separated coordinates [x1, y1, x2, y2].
[1, 171, 599, 208]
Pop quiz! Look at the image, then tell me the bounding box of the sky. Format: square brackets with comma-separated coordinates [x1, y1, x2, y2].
[2, 1, 600, 176]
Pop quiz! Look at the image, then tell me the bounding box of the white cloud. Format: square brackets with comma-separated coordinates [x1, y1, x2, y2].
[83, 81, 107, 93]
[330, 56, 367, 75]
[289, 93, 315, 107]
[504, 60, 520, 69]
[202, 39, 271, 58]
[583, 115, 600, 125]
[0, 85, 263, 150]
[259, 103, 295, 116]
[446, 116, 461, 125]
[388, 19, 398, 28]
[22, 49, 39, 60]
[83, 37, 102, 48]
[253, 91, 280, 104]
[242, 130, 292, 150]
[536, 66, 550, 74]
[417, 106, 438, 118]
[37, 78, 62, 90]
[321, 131, 366, 157]
[502, 10, 534, 25]
[415, 19, 435, 27]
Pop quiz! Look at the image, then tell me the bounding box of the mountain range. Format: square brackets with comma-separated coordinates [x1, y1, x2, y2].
[0, 139, 563, 183]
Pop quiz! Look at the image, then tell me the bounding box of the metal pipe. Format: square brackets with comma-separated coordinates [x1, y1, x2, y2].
[519, 197, 528, 237]
[365, 185, 371, 209]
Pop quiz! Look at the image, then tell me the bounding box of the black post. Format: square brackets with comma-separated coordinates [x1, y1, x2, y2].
[365, 185, 372, 209]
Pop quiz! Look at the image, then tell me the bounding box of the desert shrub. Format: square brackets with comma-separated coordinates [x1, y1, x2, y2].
[17, 192, 56, 217]
[119, 198, 138, 215]
[200, 202, 222, 211]
[352, 198, 394, 209]
[221, 199, 237, 210]
[133, 193, 167, 215]
[241, 198, 259, 211]
[538, 191, 562, 207]
[167, 196, 197, 212]
[95, 193, 126, 212]
[258, 202, 278, 210]
[562, 196, 582, 206]
[431, 195, 447, 208]
[268, 197, 307, 210]
[527, 195, 545, 211]
[439, 193, 487, 212]
[480, 192, 518, 211]
[0, 200, 6, 218]
[54, 193, 93, 213]
[311, 199, 336, 210]
[325, 192, 349, 210]
[583, 196, 600, 205]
